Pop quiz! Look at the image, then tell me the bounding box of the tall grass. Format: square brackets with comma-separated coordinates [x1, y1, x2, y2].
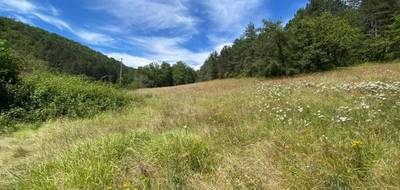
[1, 63, 399, 189]
[5, 131, 215, 190]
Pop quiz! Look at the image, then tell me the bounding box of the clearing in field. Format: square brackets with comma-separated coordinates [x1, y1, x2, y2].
[0, 62, 399, 189]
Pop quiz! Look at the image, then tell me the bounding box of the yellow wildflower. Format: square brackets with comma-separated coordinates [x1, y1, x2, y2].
[351, 140, 363, 149]
[122, 181, 129, 188]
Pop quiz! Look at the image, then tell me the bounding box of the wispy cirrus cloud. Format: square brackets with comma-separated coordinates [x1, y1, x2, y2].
[32, 12, 71, 30]
[1, 0, 297, 69]
[90, 0, 197, 33]
[0, 0, 35, 12]
[74, 30, 114, 45]
[107, 36, 232, 69]
[0, 0, 114, 46]
[128, 36, 209, 67]
[202, 0, 263, 32]
[107, 52, 153, 68]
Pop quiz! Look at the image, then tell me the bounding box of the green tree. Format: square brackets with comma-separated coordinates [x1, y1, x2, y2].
[386, 15, 400, 59]
[288, 13, 362, 72]
[199, 52, 218, 81]
[244, 22, 257, 39]
[361, 0, 400, 37]
[257, 20, 288, 76]
[172, 61, 196, 85]
[160, 62, 173, 87]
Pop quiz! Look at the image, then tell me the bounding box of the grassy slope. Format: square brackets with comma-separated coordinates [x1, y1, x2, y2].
[0, 62, 399, 189]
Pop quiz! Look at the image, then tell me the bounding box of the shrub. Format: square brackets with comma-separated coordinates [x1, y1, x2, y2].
[0, 39, 20, 110]
[1, 72, 131, 132]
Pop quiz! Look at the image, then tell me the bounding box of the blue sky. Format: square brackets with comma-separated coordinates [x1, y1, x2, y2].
[0, 0, 307, 69]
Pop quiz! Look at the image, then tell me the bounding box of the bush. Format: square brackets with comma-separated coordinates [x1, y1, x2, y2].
[1, 72, 131, 132]
[0, 39, 20, 110]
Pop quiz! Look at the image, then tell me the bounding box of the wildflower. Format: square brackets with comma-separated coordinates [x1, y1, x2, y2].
[337, 116, 351, 123]
[122, 181, 129, 188]
[183, 125, 187, 129]
[351, 140, 363, 149]
[298, 107, 304, 113]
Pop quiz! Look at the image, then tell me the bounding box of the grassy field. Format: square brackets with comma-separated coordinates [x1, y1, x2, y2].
[0, 62, 399, 189]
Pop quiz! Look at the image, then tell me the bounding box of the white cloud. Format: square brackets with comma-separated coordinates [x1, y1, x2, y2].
[121, 36, 233, 69]
[0, 0, 268, 69]
[12, 15, 34, 26]
[91, 0, 197, 32]
[0, 0, 113, 46]
[74, 30, 114, 45]
[202, 0, 263, 31]
[32, 13, 71, 31]
[0, 0, 35, 12]
[107, 52, 153, 68]
[128, 36, 210, 69]
[215, 42, 233, 54]
[48, 4, 59, 16]
[0, 0, 71, 31]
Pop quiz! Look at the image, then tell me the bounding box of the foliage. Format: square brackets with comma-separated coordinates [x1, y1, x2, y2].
[2, 62, 400, 189]
[134, 61, 197, 88]
[199, 0, 400, 82]
[172, 61, 197, 85]
[0, 17, 134, 84]
[288, 13, 362, 72]
[386, 15, 400, 59]
[1, 72, 131, 132]
[0, 39, 20, 110]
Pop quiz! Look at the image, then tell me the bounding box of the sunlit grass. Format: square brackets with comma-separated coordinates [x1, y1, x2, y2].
[1, 62, 399, 189]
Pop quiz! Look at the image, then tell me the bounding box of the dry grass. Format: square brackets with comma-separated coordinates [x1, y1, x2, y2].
[1, 62, 400, 189]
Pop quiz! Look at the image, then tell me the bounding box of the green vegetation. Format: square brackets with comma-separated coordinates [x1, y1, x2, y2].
[1, 0, 400, 189]
[0, 40, 20, 111]
[0, 37, 131, 133]
[0, 17, 135, 84]
[0, 72, 132, 133]
[1, 63, 399, 189]
[199, 0, 400, 80]
[4, 130, 215, 189]
[0, 17, 199, 88]
[132, 61, 197, 88]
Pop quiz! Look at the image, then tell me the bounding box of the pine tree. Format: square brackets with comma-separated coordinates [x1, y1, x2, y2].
[361, 0, 400, 37]
[244, 22, 257, 39]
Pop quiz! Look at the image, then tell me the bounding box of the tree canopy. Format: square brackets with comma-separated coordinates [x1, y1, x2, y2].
[198, 0, 400, 81]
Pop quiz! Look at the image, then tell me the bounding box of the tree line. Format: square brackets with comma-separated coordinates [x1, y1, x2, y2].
[130, 61, 197, 88]
[0, 17, 135, 84]
[198, 0, 400, 81]
[0, 17, 197, 88]
[2, 0, 399, 89]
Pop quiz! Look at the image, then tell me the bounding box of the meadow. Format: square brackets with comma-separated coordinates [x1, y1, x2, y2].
[0, 62, 399, 189]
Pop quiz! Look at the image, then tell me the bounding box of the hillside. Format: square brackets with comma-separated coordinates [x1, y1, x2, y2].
[0, 17, 133, 83]
[0, 62, 399, 189]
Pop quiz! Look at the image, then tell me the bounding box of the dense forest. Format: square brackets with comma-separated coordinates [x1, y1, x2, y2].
[198, 0, 400, 80]
[0, 17, 137, 84]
